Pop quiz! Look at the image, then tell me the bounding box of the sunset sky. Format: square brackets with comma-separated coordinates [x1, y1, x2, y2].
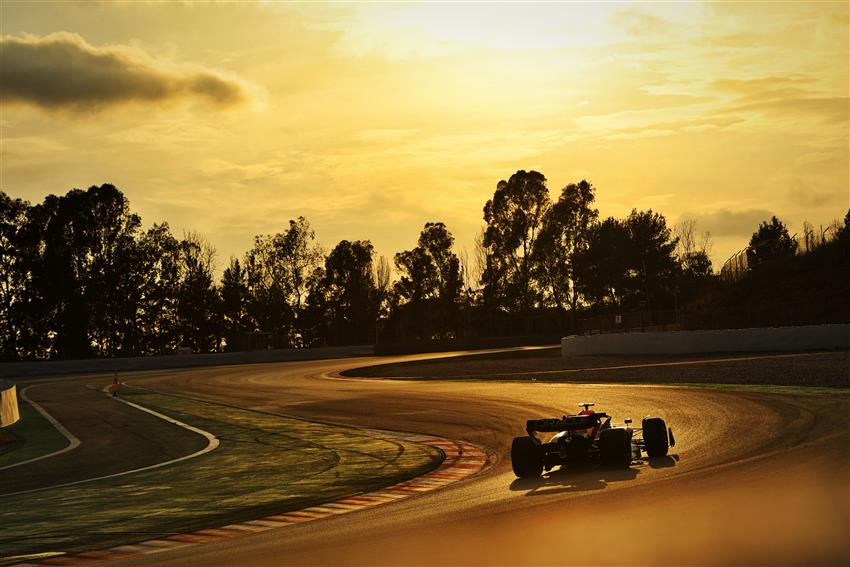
[2, 1, 848, 270]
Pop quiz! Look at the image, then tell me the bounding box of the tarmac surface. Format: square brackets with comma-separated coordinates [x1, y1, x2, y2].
[346, 347, 850, 387]
[8, 350, 850, 565]
[0, 384, 206, 494]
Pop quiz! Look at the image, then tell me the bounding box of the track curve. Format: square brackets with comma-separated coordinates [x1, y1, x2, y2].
[89, 352, 849, 567]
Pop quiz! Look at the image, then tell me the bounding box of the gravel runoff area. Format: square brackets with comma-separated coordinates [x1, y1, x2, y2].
[0, 388, 442, 560]
[343, 347, 850, 389]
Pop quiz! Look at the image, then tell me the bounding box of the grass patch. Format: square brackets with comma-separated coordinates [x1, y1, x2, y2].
[0, 390, 442, 560]
[0, 401, 68, 468]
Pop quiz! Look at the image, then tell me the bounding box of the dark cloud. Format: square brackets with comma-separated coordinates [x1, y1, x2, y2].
[0, 32, 249, 111]
[711, 77, 848, 123]
[685, 208, 778, 238]
[787, 178, 845, 208]
[733, 96, 849, 124]
[711, 77, 809, 96]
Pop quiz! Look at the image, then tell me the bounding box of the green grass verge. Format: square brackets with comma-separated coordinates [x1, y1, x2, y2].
[0, 390, 443, 560]
[0, 402, 69, 468]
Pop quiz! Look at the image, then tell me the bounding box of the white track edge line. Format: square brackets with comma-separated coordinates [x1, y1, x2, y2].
[0, 386, 81, 472]
[0, 387, 219, 497]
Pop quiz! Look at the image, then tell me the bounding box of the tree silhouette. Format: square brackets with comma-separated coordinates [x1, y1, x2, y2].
[245, 217, 322, 346]
[394, 247, 433, 305]
[482, 170, 551, 313]
[88, 187, 145, 357]
[574, 210, 679, 310]
[622, 209, 680, 310]
[244, 236, 294, 346]
[6, 172, 842, 358]
[746, 216, 797, 267]
[574, 217, 631, 307]
[373, 255, 393, 320]
[176, 231, 220, 352]
[278, 217, 323, 342]
[136, 223, 182, 355]
[302, 264, 330, 346]
[534, 180, 598, 312]
[0, 192, 29, 360]
[420, 222, 462, 304]
[674, 218, 714, 303]
[838, 209, 850, 240]
[219, 257, 250, 350]
[394, 222, 463, 338]
[314, 240, 379, 345]
[21, 185, 142, 359]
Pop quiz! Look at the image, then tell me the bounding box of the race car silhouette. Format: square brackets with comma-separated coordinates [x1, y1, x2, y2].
[511, 402, 675, 478]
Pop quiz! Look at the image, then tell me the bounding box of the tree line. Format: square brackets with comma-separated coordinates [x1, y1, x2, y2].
[5, 170, 842, 360]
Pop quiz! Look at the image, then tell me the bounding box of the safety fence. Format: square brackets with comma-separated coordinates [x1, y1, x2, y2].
[721, 222, 845, 282]
[578, 309, 680, 335]
[720, 248, 749, 282]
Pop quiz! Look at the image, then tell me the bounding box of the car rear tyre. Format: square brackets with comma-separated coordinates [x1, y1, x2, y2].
[511, 436, 543, 478]
[599, 427, 631, 468]
[642, 417, 669, 458]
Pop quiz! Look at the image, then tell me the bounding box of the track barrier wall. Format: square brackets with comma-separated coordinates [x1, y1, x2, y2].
[561, 324, 850, 356]
[1, 381, 20, 428]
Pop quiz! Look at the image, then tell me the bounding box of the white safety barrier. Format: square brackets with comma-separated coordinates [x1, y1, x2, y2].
[0, 381, 20, 428]
[562, 324, 850, 356]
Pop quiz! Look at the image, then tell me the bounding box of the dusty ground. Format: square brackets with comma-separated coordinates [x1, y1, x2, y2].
[343, 348, 850, 388]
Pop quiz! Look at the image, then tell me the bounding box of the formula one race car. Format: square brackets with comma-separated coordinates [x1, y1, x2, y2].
[511, 403, 675, 478]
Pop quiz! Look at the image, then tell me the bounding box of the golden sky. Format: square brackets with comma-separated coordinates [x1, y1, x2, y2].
[1, 1, 848, 269]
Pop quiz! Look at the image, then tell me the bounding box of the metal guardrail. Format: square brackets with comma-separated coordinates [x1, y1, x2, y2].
[720, 248, 748, 282]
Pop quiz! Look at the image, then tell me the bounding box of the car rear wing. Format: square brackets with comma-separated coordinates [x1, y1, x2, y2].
[526, 413, 609, 435]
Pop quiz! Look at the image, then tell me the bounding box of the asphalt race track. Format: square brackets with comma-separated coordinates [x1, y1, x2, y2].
[12, 352, 850, 566]
[2, 384, 207, 494]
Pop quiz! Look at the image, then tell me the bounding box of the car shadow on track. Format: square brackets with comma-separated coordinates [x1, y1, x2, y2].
[509, 455, 678, 496]
[647, 455, 678, 469]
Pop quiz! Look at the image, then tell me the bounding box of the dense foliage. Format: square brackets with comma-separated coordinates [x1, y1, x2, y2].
[3, 175, 843, 360]
[746, 216, 798, 267]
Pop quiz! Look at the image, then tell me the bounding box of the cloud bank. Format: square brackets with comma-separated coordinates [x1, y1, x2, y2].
[686, 208, 778, 238]
[0, 32, 249, 111]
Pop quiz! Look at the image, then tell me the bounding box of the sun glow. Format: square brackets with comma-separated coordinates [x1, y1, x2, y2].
[1, 1, 847, 267]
